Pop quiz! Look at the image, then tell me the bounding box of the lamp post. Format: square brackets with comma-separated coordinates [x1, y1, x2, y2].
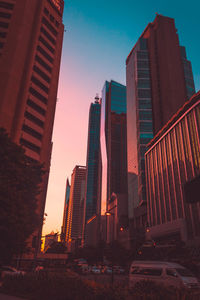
[105, 211, 115, 285]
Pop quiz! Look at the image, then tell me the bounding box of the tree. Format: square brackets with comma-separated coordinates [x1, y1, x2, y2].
[0, 128, 44, 263]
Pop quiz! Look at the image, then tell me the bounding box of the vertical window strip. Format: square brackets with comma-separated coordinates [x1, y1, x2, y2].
[171, 128, 184, 218]
[153, 147, 161, 225]
[180, 119, 193, 180]
[168, 132, 179, 219]
[162, 138, 173, 222]
[188, 112, 200, 174]
[165, 135, 176, 220]
[174, 126, 185, 218]
[146, 155, 153, 226]
[149, 150, 157, 226]
[157, 142, 167, 223]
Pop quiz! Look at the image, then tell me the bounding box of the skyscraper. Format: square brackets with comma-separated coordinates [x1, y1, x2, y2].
[100, 80, 128, 240]
[0, 0, 64, 250]
[66, 166, 86, 249]
[126, 15, 195, 218]
[61, 178, 70, 243]
[85, 96, 101, 222]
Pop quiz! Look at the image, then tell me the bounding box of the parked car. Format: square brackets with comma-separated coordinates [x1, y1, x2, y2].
[113, 266, 125, 274]
[91, 266, 101, 274]
[0, 266, 25, 279]
[129, 261, 200, 290]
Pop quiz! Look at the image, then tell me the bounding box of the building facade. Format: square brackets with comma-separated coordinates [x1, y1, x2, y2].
[0, 0, 64, 252]
[100, 80, 128, 242]
[85, 96, 101, 222]
[126, 14, 195, 219]
[61, 178, 70, 243]
[66, 166, 86, 249]
[145, 91, 200, 245]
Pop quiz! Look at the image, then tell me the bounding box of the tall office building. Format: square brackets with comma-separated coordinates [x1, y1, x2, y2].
[126, 15, 195, 218]
[145, 91, 200, 244]
[100, 80, 128, 240]
[61, 178, 70, 243]
[66, 166, 86, 248]
[85, 96, 101, 222]
[0, 0, 64, 250]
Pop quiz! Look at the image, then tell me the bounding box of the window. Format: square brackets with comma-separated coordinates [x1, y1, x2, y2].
[0, 32, 6, 38]
[131, 268, 162, 276]
[55, 20, 59, 28]
[44, 7, 49, 16]
[22, 124, 42, 141]
[39, 35, 55, 54]
[35, 55, 52, 73]
[137, 60, 149, 69]
[24, 111, 44, 128]
[0, 2, 14, 9]
[0, 11, 11, 18]
[42, 16, 58, 37]
[27, 99, 46, 116]
[40, 26, 56, 45]
[20, 138, 41, 154]
[33, 65, 51, 83]
[137, 79, 151, 89]
[29, 87, 48, 105]
[138, 99, 152, 110]
[0, 21, 9, 28]
[139, 110, 152, 121]
[50, 15, 54, 22]
[166, 269, 178, 277]
[37, 45, 53, 63]
[0, 42, 3, 48]
[31, 76, 49, 94]
[138, 89, 151, 98]
[139, 121, 153, 132]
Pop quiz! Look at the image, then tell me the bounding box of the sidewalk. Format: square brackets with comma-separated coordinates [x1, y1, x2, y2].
[0, 293, 27, 300]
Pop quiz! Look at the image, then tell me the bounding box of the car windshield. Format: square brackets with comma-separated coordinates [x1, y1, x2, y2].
[176, 268, 194, 277]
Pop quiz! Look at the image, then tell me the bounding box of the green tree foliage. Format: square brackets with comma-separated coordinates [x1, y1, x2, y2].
[0, 128, 44, 263]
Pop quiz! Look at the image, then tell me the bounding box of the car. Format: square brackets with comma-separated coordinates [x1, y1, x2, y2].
[91, 266, 101, 274]
[129, 261, 200, 290]
[0, 266, 25, 279]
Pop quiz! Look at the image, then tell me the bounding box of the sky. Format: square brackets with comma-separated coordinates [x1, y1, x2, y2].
[42, 0, 200, 235]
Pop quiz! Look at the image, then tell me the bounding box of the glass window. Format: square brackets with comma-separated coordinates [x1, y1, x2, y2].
[139, 121, 153, 132]
[138, 99, 152, 109]
[138, 89, 151, 99]
[137, 60, 149, 69]
[139, 110, 153, 121]
[137, 79, 151, 89]
[166, 269, 178, 277]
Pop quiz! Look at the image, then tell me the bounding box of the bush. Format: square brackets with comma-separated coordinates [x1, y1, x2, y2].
[1, 272, 127, 300]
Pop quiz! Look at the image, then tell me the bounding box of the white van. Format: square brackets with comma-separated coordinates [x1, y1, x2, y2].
[129, 261, 200, 290]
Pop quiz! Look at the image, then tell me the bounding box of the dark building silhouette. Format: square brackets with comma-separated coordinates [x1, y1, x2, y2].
[61, 178, 70, 243]
[0, 0, 64, 253]
[100, 80, 128, 242]
[85, 96, 101, 222]
[145, 91, 200, 245]
[66, 166, 86, 250]
[126, 15, 195, 220]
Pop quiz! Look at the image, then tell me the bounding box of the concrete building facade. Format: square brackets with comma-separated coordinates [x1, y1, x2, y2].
[0, 0, 64, 252]
[145, 91, 200, 245]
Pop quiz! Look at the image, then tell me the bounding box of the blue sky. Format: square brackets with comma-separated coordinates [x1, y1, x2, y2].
[43, 0, 200, 234]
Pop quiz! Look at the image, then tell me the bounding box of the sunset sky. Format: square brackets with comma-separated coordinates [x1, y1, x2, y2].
[42, 0, 200, 235]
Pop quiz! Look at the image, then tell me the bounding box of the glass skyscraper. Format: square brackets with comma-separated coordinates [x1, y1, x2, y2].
[126, 15, 195, 220]
[85, 97, 101, 222]
[100, 80, 128, 232]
